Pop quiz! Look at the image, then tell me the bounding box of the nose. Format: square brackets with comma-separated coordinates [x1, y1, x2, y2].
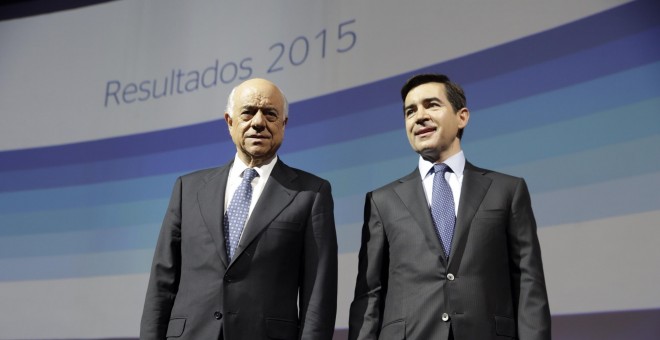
[416, 107, 430, 124]
[250, 110, 266, 131]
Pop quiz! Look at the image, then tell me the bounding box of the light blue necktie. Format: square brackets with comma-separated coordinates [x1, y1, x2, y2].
[431, 163, 456, 258]
[224, 168, 258, 260]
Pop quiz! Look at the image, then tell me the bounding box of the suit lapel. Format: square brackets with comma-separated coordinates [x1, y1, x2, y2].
[393, 170, 446, 257]
[231, 160, 297, 264]
[197, 163, 232, 268]
[448, 162, 492, 270]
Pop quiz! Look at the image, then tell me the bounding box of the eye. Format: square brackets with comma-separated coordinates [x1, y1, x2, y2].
[240, 109, 255, 120]
[264, 110, 279, 121]
[404, 107, 415, 117]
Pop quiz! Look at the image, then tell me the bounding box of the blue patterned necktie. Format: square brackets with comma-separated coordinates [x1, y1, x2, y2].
[431, 163, 456, 258]
[224, 168, 259, 260]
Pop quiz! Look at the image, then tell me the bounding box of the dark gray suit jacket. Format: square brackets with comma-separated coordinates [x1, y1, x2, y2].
[140, 159, 338, 340]
[348, 162, 550, 340]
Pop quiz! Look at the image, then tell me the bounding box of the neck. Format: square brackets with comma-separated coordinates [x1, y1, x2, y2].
[421, 143, 461, 164]
[238, 153, 275, 168]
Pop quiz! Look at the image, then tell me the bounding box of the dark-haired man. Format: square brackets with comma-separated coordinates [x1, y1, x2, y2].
[349, 74, 550, 339]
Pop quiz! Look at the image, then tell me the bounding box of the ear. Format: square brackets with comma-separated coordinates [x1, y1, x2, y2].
[283, 116, 288, 127]
[457, 107, 469, 129]
[224, 112, 232, 128]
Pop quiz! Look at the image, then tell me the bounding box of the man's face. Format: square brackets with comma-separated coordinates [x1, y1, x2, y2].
[225, 79, 287, 167]
[403, 82, 469, 163]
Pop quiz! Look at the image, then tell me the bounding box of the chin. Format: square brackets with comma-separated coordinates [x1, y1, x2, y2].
[414, 143, 436, 153]
[252, 150, 277, 158]
[418, 148, 441, 162]
[245, 144, 268, 153]
[248, 151, 268, 158]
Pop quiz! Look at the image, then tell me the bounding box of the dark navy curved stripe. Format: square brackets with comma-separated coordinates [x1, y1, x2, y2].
[1, 30, 657, 180]
[1, 1, 658, 172]
[0, 119, 229, 172]
[292, 0, 660, 126]
[0, 174, 175, 214]
[0, 142, 233, 192]
[1, 60, 658, 193]
[0, 0, 118, 21]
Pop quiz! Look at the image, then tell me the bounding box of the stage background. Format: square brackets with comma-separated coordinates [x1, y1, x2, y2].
[1, 0, 659, 339]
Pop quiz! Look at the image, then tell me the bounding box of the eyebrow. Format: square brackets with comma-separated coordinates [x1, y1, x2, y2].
[240, 105, 279, 113]
[404, 97, 442, 111]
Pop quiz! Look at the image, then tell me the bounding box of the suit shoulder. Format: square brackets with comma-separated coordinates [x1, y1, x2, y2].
[291, 168, 330, 185]
[469, 163, 525, 185]
[170, 166, 226, 191]
[285, 165, 331, 188]
[179, 166, 222, 181]
[369, 170, 418, 195]
[181, 166, 219, 178]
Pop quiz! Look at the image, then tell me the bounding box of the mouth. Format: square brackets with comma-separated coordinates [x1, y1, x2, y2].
[415, 127, 436, 137]
[247, 134, 269, 139]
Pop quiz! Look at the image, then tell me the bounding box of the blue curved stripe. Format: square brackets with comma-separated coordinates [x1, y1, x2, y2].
[2, 59, 659, 193]
[2, 164, 659, 259]
[0, 174, 175, 214]
[4, 129, 657, 238]
[531, 172, 660, 228]
[327, 129, 660, 225]
[13, 127, 657, 235]
[1, 198, 168, 237]
[0, 223, 160, 259]
[0, 142, 231, 192]
[0, 119, 228, 172]
[2, 168, 660, 266]
[463, 95, 660, 172]
[1, 88, 659, 216]
[1, 1, 658, 172]
[0, 249, 154, 281]
[465, 28, 660, 139]
[495, 134, 660, 195]
[290, 71, 660, 178]
[338, 171, 660, 252]
[461, 24, 660, 114]
[320, 132, 660, 200]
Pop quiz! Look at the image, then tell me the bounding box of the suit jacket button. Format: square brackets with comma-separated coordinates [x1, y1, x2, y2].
[442, 313, 450, 322]
[214, 311, 223, 320]
[447, 273, 455, 281]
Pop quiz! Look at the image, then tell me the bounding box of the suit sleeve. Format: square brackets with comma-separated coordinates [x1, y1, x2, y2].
[508, 179, 551, 340]
[299, 180, 338, 340]
[348, 192, 388, 340]
[140, 177, 183, 340]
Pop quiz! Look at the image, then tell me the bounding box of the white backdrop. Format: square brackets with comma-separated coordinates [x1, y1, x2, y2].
[3, 0, 660, 338]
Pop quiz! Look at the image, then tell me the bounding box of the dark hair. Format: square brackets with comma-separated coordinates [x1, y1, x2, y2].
[400, 73, 467, 138]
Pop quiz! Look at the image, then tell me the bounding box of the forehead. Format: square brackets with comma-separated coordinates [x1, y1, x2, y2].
[234, 85, 284, 109]
[404, 82, 448, 105]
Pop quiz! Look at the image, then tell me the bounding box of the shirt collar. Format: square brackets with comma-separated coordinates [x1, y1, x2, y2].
[230, 154, 278, 180]
[418, 150, 466, 179]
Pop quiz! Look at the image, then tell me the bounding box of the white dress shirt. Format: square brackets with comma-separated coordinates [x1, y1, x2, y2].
[418, 150, 465, 215]
[224, 154, 277, 241]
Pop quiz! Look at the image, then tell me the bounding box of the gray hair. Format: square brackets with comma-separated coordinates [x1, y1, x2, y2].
[225, 84, 289, 118]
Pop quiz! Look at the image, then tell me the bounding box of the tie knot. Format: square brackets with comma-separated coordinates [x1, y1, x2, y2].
[433, 163, 451, 175]
[242, 168, 258, 183]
